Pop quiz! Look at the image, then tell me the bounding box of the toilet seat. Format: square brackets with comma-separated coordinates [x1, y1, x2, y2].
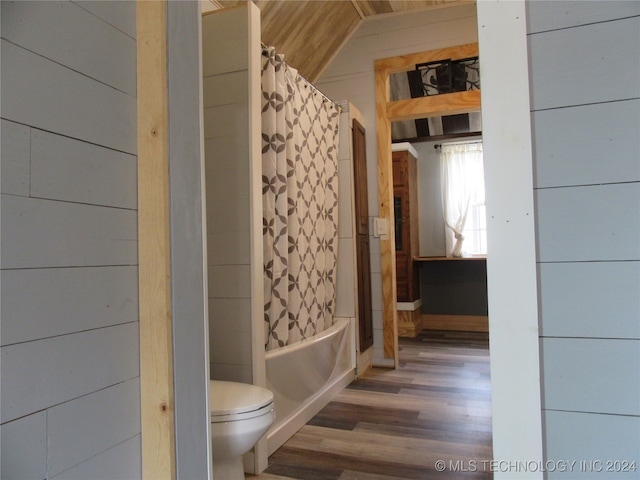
[210, 380, 274, 423]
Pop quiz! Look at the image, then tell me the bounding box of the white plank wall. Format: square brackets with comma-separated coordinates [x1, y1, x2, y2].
[0, 1, 141, 479]
[527, 1, 640, 476]
[317, 4, 478, 366]
[203, 6, 256, 384]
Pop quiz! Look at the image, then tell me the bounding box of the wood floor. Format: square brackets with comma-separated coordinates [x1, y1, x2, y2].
[248, 331, 493, 480]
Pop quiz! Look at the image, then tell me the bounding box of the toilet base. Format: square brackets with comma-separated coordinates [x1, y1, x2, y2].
[212, 455, 245, 480]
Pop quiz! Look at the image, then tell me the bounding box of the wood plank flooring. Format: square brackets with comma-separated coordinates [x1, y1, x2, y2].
[248, 331, 493, 480]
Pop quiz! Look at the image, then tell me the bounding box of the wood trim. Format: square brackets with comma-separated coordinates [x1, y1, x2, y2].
[374, 43, 479, 74]
[375, 43, 480, 366]
[137, 2, 176, 479]
[375, 66, 399, 363]
[422, 314, 489, 332]
[387, 90, 481, 122]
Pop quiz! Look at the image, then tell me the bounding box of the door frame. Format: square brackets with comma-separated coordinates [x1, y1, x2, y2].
[374, 43, 481, 363]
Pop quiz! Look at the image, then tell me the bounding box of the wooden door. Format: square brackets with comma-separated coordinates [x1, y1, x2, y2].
[352, 119, 373, 351]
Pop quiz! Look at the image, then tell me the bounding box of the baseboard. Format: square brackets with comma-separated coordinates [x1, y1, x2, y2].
[398, 306, 422, 338]
[421, 314, 489, 332]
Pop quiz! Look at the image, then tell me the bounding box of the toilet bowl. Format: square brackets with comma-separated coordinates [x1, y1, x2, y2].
[210, 380, 275, 480]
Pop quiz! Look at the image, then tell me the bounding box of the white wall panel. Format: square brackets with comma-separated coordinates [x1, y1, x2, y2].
[532, 99, 640, 188]
[208, 265, 252, 298]
[535, 183, 640, 262]
[203, 105, 249, 139]
[1, 266, 138, 346]
[529, 16, 640, 111]
[538, 261, 640, 339]
[1, 1, 136, 95]
[1, 39, 136, 154]
[541, 338, 640, 416]
[335, 237, 356, 317]
[1, 196, 137, 269]
[543, 410, 640, 479]
[0, 412, 47, 480]
[73, 0, 136, 39]
[527, 0, 640, 34]
[207, 232, 251, 266]
[203, 71, 248, 107]
[50, 435, 141, 480]
[338, 158, 354, 239]
[47, 379, 140, 477]
[31, 129, 137, 209]
[0, 119, 30, 196]
[202, 9, 248, 77]
[1, 323, 139, 423]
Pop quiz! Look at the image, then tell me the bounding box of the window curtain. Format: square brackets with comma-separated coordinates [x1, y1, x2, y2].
[440, 142, 484, 257]
[261, 47, 340, 350]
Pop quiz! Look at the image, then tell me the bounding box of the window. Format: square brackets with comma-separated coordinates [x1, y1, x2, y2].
[440, 142, 486, 257]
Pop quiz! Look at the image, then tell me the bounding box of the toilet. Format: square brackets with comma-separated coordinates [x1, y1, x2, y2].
[209, 380, 275, 480]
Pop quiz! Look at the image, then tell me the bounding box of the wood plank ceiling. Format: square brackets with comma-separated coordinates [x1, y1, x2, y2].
[210, 0, 473, 82]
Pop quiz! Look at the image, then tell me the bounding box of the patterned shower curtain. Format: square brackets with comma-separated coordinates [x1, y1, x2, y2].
[261, 47, 340, 351]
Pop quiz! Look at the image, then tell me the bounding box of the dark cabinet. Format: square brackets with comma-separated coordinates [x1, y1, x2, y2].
[392, 148, 420, 303]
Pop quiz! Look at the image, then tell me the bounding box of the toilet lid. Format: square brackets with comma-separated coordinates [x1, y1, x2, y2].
[209, 380, 273, 417]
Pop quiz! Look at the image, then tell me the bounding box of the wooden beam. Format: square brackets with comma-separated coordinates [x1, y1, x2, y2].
[387, 90, 481, 122]
[374, 43, 479, 75]
[375, 66, 399, 363]
[136, 2, 176, 479]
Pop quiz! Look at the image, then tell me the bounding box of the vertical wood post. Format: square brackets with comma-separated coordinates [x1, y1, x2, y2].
[137, 2, 176, 479]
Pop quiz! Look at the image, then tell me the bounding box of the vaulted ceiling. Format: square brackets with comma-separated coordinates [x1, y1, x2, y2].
[208, 0, 474, 82]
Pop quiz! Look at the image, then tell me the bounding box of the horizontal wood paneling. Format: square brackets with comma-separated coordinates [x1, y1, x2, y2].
[203, 70, 248, 107]
[540, 338, 640, 416]
[1, 266, 138, 346]
[535, 183, 640, 262]
[203, 105, 249, 139]
[208, 265, 252, 298]
[47, 379, 140, 477]
[538, 262, 640, 339]
[526, 0, 640, 34]
[203, 4, 259, 393]
[31, 129, 137, 209]
[0, 412, 47, 480]
[1, 2, 140, 477]
[1, 322, 139, 423]
[530, 2, 640, 474]
[202, 7, 248, 77]
[73, 0, 137, 39]
[324, 5, 477, 78]
[0, 119, 30, 196]
[1, 196, 137, 269]
[542, 410, 640, 480]
[50, 435, 141, 480]
[1, 1, 136, 95]
[528, 16, 640, 111]
[532, 99, 640, 188]
[336, 238, 356, 317]
[209, 321, 253, 367]
[1, 39, 136, 154]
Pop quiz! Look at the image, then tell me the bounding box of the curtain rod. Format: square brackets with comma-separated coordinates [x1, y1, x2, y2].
[434, 139, 482, 150]
[261, 44, 342, 112]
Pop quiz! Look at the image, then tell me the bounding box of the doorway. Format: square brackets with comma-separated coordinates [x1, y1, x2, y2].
[374, 43, 482, 364]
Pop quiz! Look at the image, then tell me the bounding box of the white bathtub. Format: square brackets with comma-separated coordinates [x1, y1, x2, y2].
[265, 317, 355, 455]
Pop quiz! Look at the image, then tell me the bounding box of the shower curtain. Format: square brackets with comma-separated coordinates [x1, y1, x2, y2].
[261, 47, 340, 350]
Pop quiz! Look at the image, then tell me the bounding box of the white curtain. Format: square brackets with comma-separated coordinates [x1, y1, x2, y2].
[440, 142, 484, 257]
[261, 47, 340, 350]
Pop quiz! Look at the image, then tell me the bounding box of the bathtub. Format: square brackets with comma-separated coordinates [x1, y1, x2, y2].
[265, 317, 355, 455]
